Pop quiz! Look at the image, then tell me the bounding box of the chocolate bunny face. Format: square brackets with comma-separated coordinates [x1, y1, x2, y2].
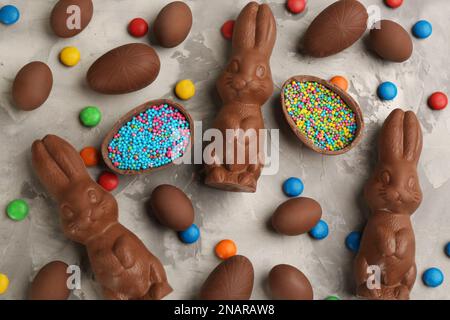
[217, 2, 276, 106]
[32, 135, 118, 243]
[364, 110, 423, 215]
[60, 182, 118, 244]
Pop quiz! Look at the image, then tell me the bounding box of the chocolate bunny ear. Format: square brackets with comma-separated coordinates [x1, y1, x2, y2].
[32, 135, 89, 200]
[378, 109, 423, 164]
[232, 2, 276, 56]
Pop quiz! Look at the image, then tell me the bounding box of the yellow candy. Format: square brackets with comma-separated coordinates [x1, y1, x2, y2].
[175, 79, 196, 100]
[0, 273, 9, 295]
[59, 46, 81, 67]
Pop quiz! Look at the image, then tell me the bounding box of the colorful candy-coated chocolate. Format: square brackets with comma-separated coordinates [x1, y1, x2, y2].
[107, 103, 191, 171]
[175, 80, 195, 100]
[221, 20, 235, 40]
[384, 0, 403, 9]
[345, 231, 361, 253]
[179, 224, 200, 244]
[59, 47, 81, 67]
[215, 239, 237, 260]
[282, 177, 304, 197]
[330, 76, 348, 92]
[6, 199, 29, 221]
[284, 81, 357, 152]
[0, 5, 20, 25]
[98, 172, 119, 192]
[79, 106, 101, 127]
[445, 242, 450, 258]
[422, 268, 444, 288]
[325, 295, 340, 300]
[309, 220, 328, 240]
[377, 82, 398, 101]
[412, 20, 433, 39]
[80, 147, 100, 167]
[0, 273, 9, 295]
[444, 242, 450, 258]
[128, 18, 149, 37]
[286, 0, 306, 14]
[428, 92, 448, 110]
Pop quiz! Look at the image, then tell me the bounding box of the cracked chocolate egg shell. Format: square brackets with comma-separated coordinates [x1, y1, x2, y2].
[272, 197, 322, 236]
[101, 99, 193, 175]
[87, 43, 160, 94]
[154, 1, 192, 48]
[51, 0, 93, 38]
[12, 61, 53, 111]
[150, 184, 194, 231]
[29, 261, 70, 300]
[281, 75, 364, 155]
[370, 20, 413, 63]
[269, 264, 313, 300]
[200, 255, 254, 300]
[303, 0, 368, 57]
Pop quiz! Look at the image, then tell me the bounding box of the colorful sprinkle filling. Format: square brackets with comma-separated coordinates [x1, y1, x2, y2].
[284, 81, 357, 152]
[107, 103, 191, 171]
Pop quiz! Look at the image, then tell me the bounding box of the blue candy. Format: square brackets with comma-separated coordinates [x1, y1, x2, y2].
[282, 177, 304, 197]
[445, 242, 450, 258]
[422, 268, 444, 288]
[377, 82, 398, 101]
[345, 231, 361, 253]
[178, 224, 200, 244]
[0, 5, 20, 25]
[309, 220, 329, 240]
[412, 20, 432, 39]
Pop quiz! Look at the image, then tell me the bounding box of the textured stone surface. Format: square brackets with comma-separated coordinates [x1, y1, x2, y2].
[0, 0, 449, 300]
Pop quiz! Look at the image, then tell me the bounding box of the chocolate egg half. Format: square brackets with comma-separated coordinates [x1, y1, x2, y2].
[200, 255, 254, 300]
[29, 261, 70, 300]
[12, 61, 53, 111]
[269, 264, 313, 300]
[150, 184, 194, 231]
[370, 20, 413, 63]
[272, 197, 322, 236]
[154, 1, 192, 48]
[87, 43, 160, 94]
[50, 0, 93, 38]
[303, 0, 368, 57]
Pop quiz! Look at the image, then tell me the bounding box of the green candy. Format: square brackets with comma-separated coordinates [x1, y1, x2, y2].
[6, 199, 29, 221]
[80, 106, 102, 127]
[325, 295, 341, 300]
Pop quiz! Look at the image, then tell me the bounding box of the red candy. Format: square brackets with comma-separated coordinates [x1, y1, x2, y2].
[221, 20, 235, 40]
[384, 0, 403, 9]
[128, 18, 149, 37]
[98, 172, 119, 191]
[286, 0, 306, 14]
[428, 92, 448, 111]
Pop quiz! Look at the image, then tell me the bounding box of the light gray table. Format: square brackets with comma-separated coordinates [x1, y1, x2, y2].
[0, 0, 449, 300]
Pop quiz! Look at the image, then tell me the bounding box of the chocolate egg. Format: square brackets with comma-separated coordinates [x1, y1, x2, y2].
[269, 264, 313, 300]
[303, 0, 368, 57]
[200, 255, 254, 300]
[29, 261, 70, 300]
[87, 43, 160, 94]
[271, 197, 322, 236]
[154, 1, 192, 48]
[12, 61, 53, 111]
[150, 184, 194, 231]
[50, 0, 93, 38]
[370, 20, 413, 63]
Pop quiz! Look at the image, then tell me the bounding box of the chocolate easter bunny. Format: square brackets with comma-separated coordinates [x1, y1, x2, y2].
[354, 109, 423, 300]
[32, 135, 172, 300]
[204, 2, 276, 192]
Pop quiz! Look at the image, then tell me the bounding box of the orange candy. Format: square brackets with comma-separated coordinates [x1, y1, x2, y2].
[215, 239, 237, 260]
[80, 147, 99, 167]
[330, 76, 349, 92]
